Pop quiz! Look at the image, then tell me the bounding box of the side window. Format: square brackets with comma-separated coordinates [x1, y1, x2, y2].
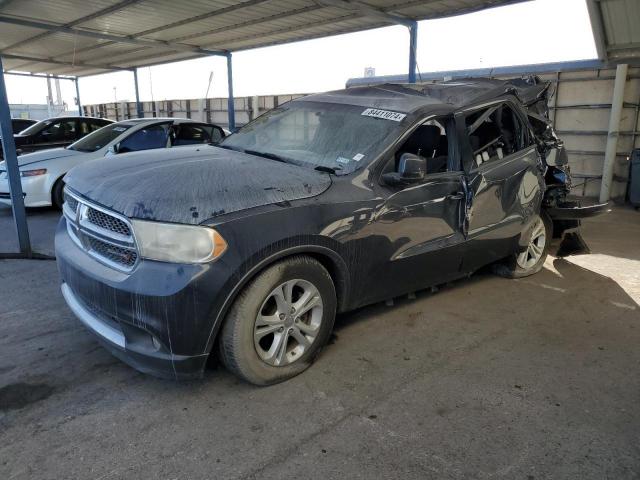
[392, 115, 457, 175]
[118, 123, 169, 153]
[465, 103, 531, 166]
[40, 119, 77, 142]
[173, 124, 212, 146]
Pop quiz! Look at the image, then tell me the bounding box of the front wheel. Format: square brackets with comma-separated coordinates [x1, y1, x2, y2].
[218, 256, 336, 385]
[494, 212, 552, 278]
[51, 177, 65, 210]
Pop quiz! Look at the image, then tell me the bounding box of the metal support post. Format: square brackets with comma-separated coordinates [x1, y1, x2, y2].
[408, 21, 418, 84]
[75, 77, 82, 116]
[133, 68, 143, 118]
[0, 57, 32, 256]
[600, 63, 628, 202]
[226, 52, 236, 131]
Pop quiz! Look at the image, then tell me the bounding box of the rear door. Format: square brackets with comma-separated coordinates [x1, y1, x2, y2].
[459, 100, 544, 272]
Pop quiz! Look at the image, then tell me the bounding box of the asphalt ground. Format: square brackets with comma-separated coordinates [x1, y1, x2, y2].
[0, 205, 639, 479]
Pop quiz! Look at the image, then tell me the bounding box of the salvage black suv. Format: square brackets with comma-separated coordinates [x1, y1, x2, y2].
[56, 79, 605, 385]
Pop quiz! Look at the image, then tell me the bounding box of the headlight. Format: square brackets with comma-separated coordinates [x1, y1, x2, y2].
[21, 168, 47, 177]
[131, 219, 227, 264]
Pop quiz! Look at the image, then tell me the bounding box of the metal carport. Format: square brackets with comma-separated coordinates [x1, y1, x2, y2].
[0, 0, 528, 257]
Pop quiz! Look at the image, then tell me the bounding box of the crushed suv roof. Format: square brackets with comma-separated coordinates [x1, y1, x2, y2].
[301, 77, 550, 114]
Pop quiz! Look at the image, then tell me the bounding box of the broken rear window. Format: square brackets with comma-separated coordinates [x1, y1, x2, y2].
[465, 103, 532, 166]
[220, 101, 408, 174]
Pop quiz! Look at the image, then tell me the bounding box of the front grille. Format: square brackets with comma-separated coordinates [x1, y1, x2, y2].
[63, 188, 138, 272]
[87, 236, 138, 268]
[64, 192, 78, 213]
[87, 207, 131, 236]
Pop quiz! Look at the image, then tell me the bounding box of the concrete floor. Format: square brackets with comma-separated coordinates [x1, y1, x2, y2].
[0, 206, 639, 479]
[0, 204, 59, 257]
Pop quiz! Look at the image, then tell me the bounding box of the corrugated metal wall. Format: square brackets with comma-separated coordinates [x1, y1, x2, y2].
[84, 63, 640, 201]
[512, 65, 639, 200]
[83, 94, 307, 129]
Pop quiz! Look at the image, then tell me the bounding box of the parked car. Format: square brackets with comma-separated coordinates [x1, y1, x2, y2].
[0, 116, 112, 160]
[11, 118, 38, 134]
[56, 78, 607, 385]
[0, 118, 226, 208]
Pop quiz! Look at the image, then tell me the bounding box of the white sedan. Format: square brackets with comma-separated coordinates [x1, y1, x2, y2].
[0, 118, 226, 208]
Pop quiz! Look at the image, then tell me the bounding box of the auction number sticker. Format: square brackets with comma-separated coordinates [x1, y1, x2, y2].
[361, 108, 406, 122]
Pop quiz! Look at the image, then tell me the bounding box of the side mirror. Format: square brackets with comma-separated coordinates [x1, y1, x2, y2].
[382, 153, 426, 186]
[106, 143, 119, 156]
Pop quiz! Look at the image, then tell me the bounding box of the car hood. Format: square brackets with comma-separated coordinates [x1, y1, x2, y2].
[64, 146, 332, 225]
[16, 147, 83, 167]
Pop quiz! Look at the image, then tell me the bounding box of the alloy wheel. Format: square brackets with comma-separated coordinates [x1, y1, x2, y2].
[517, 217, 546, 270]
[253, 279, 323, 366]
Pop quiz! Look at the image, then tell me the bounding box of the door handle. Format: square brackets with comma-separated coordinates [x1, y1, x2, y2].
[447, 192, 464, 201]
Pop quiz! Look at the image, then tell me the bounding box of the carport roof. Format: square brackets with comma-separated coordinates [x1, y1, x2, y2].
[587, 0, 640, 63]
[0, 0, 527, 77]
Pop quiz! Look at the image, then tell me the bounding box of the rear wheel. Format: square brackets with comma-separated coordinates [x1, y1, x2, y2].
[219, 256, 336, 385]
[494, 212, 552, 278]
[51, 177, 65, 210]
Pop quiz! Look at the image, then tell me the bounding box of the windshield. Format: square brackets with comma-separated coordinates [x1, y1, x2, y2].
[68, 124, 132, 152]
[219, 101, 407, 174]
[19, 119, 50, 136]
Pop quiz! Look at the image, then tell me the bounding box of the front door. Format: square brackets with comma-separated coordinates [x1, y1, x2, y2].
[360, 115, 468, 303]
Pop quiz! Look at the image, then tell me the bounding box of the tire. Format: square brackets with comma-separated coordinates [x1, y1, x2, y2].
[51, 177, 65, 210]
[218, 255, 337, 385]
[493, 212, 552, 279]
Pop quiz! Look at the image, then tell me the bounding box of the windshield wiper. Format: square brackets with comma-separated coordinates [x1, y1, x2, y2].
[243, 149, 290, 164]
[216, 144, 239, 151]
[314, 165, 341, 174]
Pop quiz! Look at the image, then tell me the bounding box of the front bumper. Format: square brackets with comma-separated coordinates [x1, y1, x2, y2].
[55, 217, 235, 380]
[0, 173, 52, 207]
[60, 282, 207, 379]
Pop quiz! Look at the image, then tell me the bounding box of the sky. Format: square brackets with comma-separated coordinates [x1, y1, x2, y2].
[5, 0, 597, 108]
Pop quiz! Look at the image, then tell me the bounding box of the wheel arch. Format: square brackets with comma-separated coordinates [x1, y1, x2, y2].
[204, 244, 351, 356]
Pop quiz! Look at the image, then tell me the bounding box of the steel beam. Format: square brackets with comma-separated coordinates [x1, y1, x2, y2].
[600, 63, 628, 202]
[585, 0, 608, 61]
[1, 52, 129, 73]
[3, 71, 75, 80]
[316, 0, 413, 27]
[0, 57, 31, 256]
[408, 21, 418, 83]
[226, 53, 236, 132]
[2, 0, 142, 52]
[6, 0, 271, 73]
[0, 15, 227, 57]
[133, 68, 143, 118]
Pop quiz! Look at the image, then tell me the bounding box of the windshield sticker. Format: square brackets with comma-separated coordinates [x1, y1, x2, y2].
[336, 156, 351, 165]
[361, 108, 406, 122]
[352, 153, 365, 162]
[113, 127, 127, 132]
